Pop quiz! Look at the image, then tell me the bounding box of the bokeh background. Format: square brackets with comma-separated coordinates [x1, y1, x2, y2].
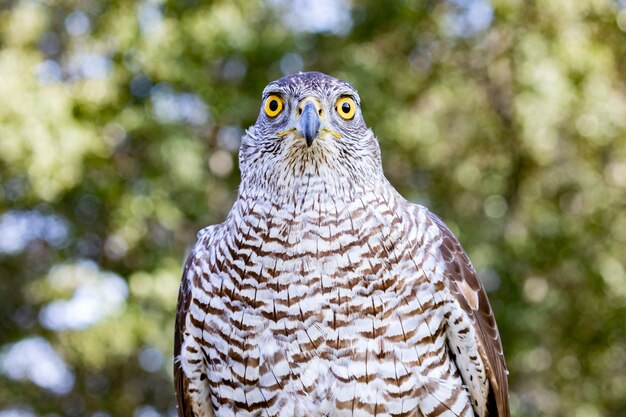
[1, 0, 626, 416]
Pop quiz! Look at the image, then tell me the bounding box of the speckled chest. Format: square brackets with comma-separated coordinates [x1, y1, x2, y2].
[189, 192, 458, 416]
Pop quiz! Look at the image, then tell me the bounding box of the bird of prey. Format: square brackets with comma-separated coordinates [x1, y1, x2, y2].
[174, 72, 509, 417]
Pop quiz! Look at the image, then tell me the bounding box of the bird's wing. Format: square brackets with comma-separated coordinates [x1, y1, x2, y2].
[174, 254, 196, 417]
[426, 210, 510, 417]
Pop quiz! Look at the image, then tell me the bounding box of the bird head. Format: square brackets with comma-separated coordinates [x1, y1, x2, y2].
[239, 72, 383, 196]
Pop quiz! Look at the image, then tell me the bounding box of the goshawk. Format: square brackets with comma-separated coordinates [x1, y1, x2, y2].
[174, 72, 509, 417]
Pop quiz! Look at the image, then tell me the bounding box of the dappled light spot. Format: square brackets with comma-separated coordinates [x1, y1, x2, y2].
[483, 195, 508, 219]
[0, 408, 36, 417]
[102, 123, 127, 149]
[268, 0, 352, 35]
[575, 404, 602, 417]
[220, 56, 248, 82]
[208, 150, 234, 177]
[151, 84, 210, 126]
[280, 53, 304, 75]
[65, 11, 90, 37]
[35, 59, 62, 84]
[443, 0, 493, 38]
[0, 337, 75, 395]
[557, 355, 580, 379]
[67, 53, 112, 80]
[454, 162, 481, 190]
[133, 405, 161, 417]
[597, 256, 626, 299]
[38, 261, 128, 331]
[138, 347, 164, 373]
[104, 234, 129, 260]
[0, 210, 68, 255]
[217, 125, 244, 151]
[138, 0, 164, 35]
[523, 277, 549, 304]
[523, 347, 552, 373]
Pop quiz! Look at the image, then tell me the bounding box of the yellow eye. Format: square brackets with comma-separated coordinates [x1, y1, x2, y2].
[336, 97, 356, 120]
[264, 94, 283, 117]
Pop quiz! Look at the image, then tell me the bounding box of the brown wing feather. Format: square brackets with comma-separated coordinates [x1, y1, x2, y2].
[174, 255, 196, 417]
[428, 211, 510, 417]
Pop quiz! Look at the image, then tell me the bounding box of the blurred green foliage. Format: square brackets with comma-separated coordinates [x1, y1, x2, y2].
[1, 0, 626, 416]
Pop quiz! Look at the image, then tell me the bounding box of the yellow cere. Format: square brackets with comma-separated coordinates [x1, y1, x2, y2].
[265, 94, 284, 117]
[335, 97, 356, 120]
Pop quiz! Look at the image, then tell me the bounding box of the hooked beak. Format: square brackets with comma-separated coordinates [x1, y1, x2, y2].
[297, 101, 321, 147]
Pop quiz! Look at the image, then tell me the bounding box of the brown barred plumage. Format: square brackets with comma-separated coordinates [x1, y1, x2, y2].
[174, 72, 509, 417]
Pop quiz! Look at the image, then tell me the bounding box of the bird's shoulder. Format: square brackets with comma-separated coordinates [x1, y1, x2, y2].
[179, 222, 226, 305]
[196, 223, 220, 241]
[399, 200, 483, 299]
[174, 223, 224, 417]
[400, 200, 510, 417]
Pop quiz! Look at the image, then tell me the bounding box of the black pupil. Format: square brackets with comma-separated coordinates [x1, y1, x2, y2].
[341, 102, 351, 114]
[269, 99, 279, 112]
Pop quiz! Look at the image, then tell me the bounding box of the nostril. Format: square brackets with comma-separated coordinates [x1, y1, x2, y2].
[318, 109, 322, 116]
[297, 108, 302, 115]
